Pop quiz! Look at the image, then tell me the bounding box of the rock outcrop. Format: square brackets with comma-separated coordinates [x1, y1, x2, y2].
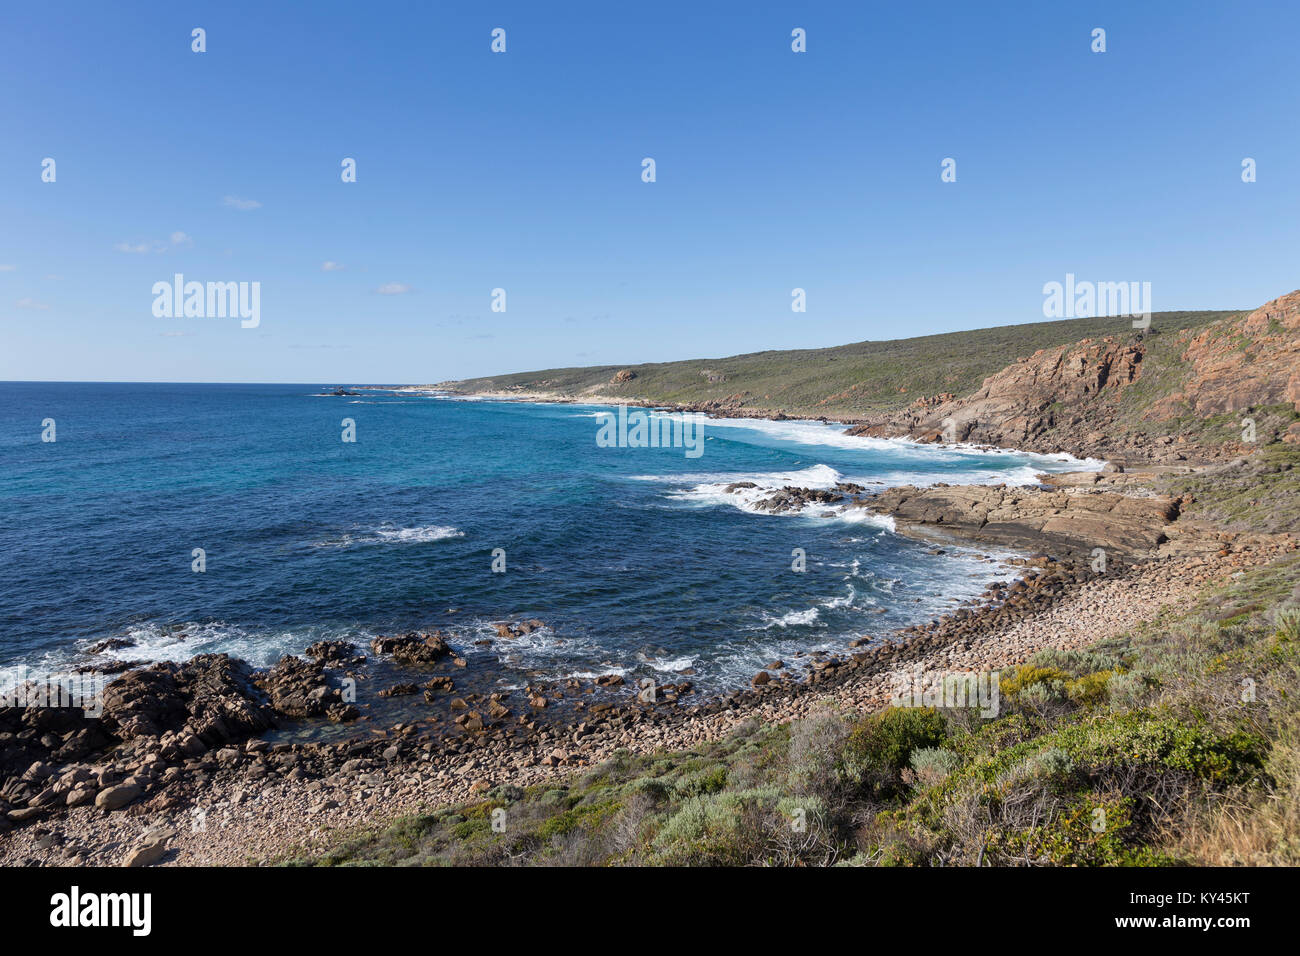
[867, 483, 1182, 557]
[847, 336, 1144, 451]
[102, 654, 275, 744]
[256, 655, 357, 722]
[369, 632, 453, 666]
[303, 640, 363, 666]
[846, 291, 1300, 462]
[1147, 289, 1300, 418]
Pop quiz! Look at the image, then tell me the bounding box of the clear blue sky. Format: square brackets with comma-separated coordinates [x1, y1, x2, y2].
[2, 0, 1297, 383]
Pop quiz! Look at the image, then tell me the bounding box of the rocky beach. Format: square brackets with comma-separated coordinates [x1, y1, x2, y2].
[3, 451, 1293, 866]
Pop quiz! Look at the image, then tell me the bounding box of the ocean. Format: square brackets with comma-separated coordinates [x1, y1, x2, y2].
[0, 382, 1096, 696]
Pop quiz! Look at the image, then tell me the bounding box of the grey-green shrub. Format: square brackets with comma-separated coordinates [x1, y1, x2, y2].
[908, 747, 961, 786]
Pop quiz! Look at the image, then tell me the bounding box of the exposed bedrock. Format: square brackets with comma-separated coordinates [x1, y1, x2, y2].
[867, 483, 1182, 557]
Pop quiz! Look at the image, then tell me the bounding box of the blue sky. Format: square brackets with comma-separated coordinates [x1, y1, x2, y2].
[2, 0, 1298, 383]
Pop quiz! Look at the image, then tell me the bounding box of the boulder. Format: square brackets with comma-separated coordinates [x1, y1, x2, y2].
[121, 840, 168, 867]
[95, 783, 142, 811]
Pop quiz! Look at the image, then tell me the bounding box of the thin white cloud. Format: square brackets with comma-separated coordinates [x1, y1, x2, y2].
[223, 196, 262, 210]
[114, 232, 191, 254]
[0, 264, 16, 272]
[376, 282, 412, 295]
[114, 241, 155, 254]
[321, 261, 345, 272]
[16, 297, 51, 310]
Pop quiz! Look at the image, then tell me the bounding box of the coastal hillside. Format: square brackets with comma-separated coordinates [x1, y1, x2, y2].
[849, 291, 1300, 462]
[442, 293, 1300, 465]
[438, 309, 1240, 423]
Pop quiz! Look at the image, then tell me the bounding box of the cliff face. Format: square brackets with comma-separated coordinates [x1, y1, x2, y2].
[848, 337, 1142, 448]
[1147, 289, 1300, 419]
[848, 290, 1300, 461]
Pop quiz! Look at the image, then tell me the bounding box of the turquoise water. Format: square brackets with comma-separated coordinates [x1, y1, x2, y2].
[0, 382, 1093, 693]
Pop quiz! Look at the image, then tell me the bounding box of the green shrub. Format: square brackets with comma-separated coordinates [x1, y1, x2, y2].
[842, 707, 947, 795]
[1031, 747, 1076, 779]
[672, 764, 728, 798]
[776, 794, 825, 822]
[1105, 672, 1153, 710]
[994, 746, 1079, 796]
[986, 793, 1172, 866]
[622, 776, 670, 802]
[1274, 608, 1300, 643]
[1065, 670, 1119, 706]
[538, 788, 571, 808]
[1018, 680, 1068, 706]
[1048, 711, 1267, 785]
[1001, 665, 1070, 698]
[535, 799, 621, 842]
[650, 787, 782, 865]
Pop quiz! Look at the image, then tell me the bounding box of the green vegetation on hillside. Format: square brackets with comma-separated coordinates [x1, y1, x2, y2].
[1160, 441, 1300, 533]
[444, 311, 1239, 421]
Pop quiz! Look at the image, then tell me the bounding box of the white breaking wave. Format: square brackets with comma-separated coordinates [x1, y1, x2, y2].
[645, 655, 697, 673]
[630, 424, 1100, 524]
[628, 412, 1100, 482]
[872, 462, 1063, 488]
[820, 585, 857, 610]
[0, 620, 349, 695]
[635, 464, 896, 528]
[97, 620, 309, 669]
[690, 415, 1101, 471]
[369, 524, 464, 543]
[313, 524, 465, 548]
[694, 415, 893, 451]
[762, 607, 821, 628]
[637, 463, 843, 488]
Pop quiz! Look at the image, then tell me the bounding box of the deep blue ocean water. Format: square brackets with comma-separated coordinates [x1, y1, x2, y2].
[0, 382, 1094, 694]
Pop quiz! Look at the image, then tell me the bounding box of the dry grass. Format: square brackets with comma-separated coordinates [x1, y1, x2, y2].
[1168, 717, 1300, 865]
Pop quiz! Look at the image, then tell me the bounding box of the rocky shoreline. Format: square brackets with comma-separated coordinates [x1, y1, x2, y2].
[2, 461, 1293, 866]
